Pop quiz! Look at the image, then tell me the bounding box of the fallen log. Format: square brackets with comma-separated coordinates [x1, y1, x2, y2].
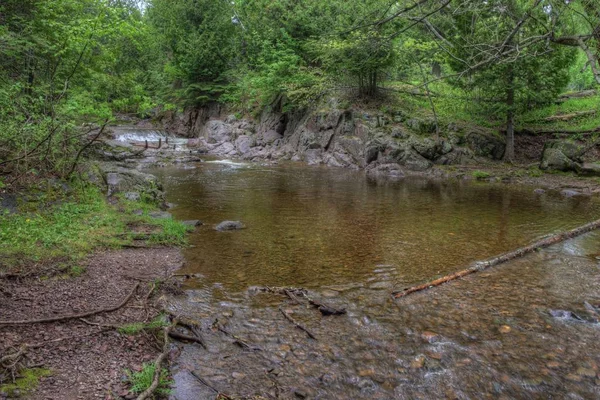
[392, 218, 600, 299]
[544, 110, 597, 122]
[0, 283, 139, 325]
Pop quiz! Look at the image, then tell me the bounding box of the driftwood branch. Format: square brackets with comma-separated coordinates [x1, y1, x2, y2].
[279, 308, 317, 340]
[0, 283, 139, 325]
[392, 218, 600, 299]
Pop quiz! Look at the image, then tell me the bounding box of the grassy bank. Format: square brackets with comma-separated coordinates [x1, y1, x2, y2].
[0, 182, 188, 273]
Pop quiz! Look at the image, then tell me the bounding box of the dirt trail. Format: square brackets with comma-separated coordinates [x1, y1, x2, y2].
[0, 248, 183, 399]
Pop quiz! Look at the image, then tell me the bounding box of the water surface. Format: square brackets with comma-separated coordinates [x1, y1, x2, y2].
[150, 161, 600, 399]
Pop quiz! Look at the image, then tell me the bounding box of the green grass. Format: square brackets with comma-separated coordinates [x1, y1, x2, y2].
[518, 94, 600, 132]
[0, 368, 51, 397]
[118, 315, 169, 335]
[127, 363, 172, 397]
[472, 170, 491, 180]
[0, 184, 188, 270]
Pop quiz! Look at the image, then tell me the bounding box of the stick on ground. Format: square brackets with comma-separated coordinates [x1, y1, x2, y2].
[392, 218, 600, 299]
[0, 283, 139, 325]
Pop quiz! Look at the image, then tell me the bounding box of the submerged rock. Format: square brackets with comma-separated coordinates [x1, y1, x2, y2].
[182, 220, 202, 227]
[215, 221, 244, 231]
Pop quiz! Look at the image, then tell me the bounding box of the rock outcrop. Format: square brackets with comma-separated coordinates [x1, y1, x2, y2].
[157, 104, 512, 173]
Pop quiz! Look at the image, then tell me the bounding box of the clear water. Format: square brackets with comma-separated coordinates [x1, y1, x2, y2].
[151, 160, 600, 399]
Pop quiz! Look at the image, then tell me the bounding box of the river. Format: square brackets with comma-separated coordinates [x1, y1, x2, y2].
[148, 159, 600, 399]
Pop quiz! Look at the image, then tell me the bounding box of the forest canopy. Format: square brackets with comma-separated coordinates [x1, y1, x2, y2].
[1, 0, 599, 180]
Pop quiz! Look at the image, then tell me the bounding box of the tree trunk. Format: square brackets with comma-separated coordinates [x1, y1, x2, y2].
[504, 65, 515, 162]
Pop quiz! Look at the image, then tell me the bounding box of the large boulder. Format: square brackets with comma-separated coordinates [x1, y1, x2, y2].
[540, 148, 581, 172]
[235, 135, 255, 155]
[410, 137, 453, 161]
[98, 163, 163, 201]
[543, 140, 584, 163]
[466, 131, 505, 160]
[204, 120, 233, 144]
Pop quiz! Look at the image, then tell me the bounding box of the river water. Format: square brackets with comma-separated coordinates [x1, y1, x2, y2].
[149, 160, 600, 399]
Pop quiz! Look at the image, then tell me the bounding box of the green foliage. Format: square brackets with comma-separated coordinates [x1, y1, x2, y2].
[119, 315, 169, 335]
[0, 368, 51, 397]
[472, 170, 491, 180]
[0, 184, 188, 268]
[127, 363, 172, 396]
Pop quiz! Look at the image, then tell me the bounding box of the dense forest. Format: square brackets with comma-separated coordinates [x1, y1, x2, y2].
[1, 0, 598, 186]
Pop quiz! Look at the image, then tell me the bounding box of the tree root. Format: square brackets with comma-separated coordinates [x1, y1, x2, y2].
[0, 283, 140, 325]
[257, 286, 346, 316]
[135, 320, 176, 400]
[279, 308, 317, 340]
[392, 218, 600, 299]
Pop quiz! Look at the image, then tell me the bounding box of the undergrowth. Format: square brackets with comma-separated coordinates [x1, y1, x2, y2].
[119, 315, 169, 335]
[127, 363, 172, 397]
[0, 368, 51, 397]
[0, 183, 188, 270]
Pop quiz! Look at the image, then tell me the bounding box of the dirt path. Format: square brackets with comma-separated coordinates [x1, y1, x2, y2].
[0, 248, 183, 399]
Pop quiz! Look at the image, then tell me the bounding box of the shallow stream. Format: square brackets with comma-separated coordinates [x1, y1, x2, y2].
[150, 160, 600, 399]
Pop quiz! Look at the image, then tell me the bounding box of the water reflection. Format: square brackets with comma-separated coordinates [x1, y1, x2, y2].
[151, 161, 600, 399]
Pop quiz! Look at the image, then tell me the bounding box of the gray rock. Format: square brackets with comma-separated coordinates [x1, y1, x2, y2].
[149, 211, 172, 219]
[182, 220, 202, 227]
[540, 148, 581, 172]
[132, 209, 143, 216]
[533, 189, 546, 195]
[0, 194, 18, 214]
[560, 189, 583, 198]
[263, 129, 283, 145]
[204, 120, 233, 144]
[466, 131, 505, 160]
[124, 192, 141, 201]
[304, 149, 323, 165]
[235, 135, 255, 155]
[544, 140, 584, 162]
[406, 118, 437, 134]
[215, 221, 244, 231]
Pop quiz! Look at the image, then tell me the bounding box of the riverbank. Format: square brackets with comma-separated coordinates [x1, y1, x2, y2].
[0, 171, 191, 398]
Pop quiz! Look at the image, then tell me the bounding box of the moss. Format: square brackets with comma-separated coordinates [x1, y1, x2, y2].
[0, 368, 51, 397]
[472, 170, 491, 180]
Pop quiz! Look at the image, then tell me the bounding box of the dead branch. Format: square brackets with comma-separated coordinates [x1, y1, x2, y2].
[279, 308, 317, 340]
[0, 283, 139, 325]
[307, 299, 346, 316]
[392, 218, 600, 299]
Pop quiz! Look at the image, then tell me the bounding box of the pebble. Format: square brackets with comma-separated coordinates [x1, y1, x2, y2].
[232, 372, 246, 379]
[498, 325, 511, 334]
[358, 368, 375, 377]
[546, 361, 561, 369]
[420, 331, 439, 343]
[565, 373, 583, 382]
[410, 355, 425, 369]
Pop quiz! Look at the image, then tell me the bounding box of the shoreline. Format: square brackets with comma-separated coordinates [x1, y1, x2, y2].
[2, 129, 600, 399]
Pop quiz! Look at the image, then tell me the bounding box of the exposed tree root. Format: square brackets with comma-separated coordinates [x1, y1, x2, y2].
[0, 283, 139, 325]
[135, 321, 174, 400]
[392, 218, 600, 299]
[279, 308, 317, 340]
